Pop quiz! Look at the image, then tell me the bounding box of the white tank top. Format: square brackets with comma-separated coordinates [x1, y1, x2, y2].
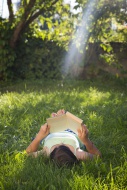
[43, 132, 80, 155]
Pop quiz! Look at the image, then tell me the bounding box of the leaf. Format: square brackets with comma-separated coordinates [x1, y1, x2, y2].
[107, 45, 112, 53]
[47, 21, 52, 29]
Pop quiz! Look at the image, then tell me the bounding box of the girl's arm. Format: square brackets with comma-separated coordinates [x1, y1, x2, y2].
[26, 123, 50, 154]
[26, 110, 64, 156]
[82, 138, 101, 157]
[77, 124, 101, 158]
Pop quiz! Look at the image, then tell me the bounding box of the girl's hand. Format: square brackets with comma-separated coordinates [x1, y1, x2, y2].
[37, 123, 50, 141]
[57, 109, 65, 115]
[51, 113, 57, 117]
[51, 109, 65, 117]
[77, 124, 89, 144]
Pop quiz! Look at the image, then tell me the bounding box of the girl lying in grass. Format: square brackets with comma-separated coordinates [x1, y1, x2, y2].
[26, 109, 101, 166]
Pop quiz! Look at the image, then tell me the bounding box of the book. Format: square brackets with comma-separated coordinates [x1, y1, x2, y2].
[46, 111, 83, 134]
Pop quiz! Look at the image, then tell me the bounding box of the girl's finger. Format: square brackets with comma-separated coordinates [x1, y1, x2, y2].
[62, 109, 65, 114]
[57, 110, 63, 115]
[51, 113, 57, 117]
[81, 125, 84, 133]
[48, 125, 50, 130]
[77, 128, 81, 136]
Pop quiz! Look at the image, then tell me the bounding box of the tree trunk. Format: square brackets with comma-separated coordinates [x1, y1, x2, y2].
[10, 21, 25, 48]
[9, 0, 59, 48]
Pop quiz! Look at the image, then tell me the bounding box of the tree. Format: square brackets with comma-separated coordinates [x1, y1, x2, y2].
[0, 0, 127, 80]
[65, 0, 127, 78]
[4, 0, 70, 48]
[74, 0, 127, 42]
[0, 0, 76, 80]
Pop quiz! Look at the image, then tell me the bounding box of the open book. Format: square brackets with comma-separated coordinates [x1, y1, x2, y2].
[46, 112, 83, 134]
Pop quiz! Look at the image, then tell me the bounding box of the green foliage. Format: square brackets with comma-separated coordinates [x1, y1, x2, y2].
[68, 0, 127, 69]
[0, 30, 66, 80]
[77, 1, 126, 43]
[0, 20, 16, 80]
[0, 79, 127, 189]
[1, 0, 127, 81]
[100, 43, 116, 65]
[12, 36, 66, 79]
[0, 0, 75, 81]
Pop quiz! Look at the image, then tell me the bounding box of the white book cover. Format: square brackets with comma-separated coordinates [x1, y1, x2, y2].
[47, 112, 83, 134]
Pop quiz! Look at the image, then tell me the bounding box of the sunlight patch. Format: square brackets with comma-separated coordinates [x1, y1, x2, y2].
[62, 0, 96, 78]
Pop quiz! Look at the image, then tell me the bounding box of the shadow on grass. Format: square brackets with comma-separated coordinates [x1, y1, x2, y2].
[1, 149, 127, 190]
[1, 79, 127, 162]
[1, 79, 127, 189]
[0, 77, 127, 94]
[1, 152, 78, 190]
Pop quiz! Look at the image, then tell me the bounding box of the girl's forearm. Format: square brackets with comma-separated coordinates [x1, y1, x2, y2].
[26, 135, 41, 154]
[26, 126, 48, 154]
[83, 138, 101, 157]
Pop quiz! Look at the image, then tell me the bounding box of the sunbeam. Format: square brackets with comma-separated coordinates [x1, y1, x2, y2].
[62, 0, 96, 78]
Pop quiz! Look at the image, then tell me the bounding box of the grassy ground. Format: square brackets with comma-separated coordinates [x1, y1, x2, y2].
[0, 78, 127, 190]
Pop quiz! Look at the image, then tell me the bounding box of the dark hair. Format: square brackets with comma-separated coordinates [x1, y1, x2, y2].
[50, 145, 79, 167]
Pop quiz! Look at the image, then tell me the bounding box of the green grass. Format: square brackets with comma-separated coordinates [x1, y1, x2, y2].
[0, 78, 127, 190]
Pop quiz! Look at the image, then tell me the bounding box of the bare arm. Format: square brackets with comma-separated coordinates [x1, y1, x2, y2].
[82, 138, 101, 157]
[26, 123, 50, 154]
[26, 110, 65, 156]
[26, 109, 64, 155]
[55, 110, 101, 158]
[77, 124, 101, 158]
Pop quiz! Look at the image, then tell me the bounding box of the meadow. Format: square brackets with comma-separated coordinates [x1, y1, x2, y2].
[0, 78, 127, 190]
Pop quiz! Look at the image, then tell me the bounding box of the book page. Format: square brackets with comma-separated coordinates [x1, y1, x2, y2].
[66, 118, 82, 134]
[66, 112, 83, 133]
[66, 112, 83, 123]
[47, 112, 83, 134]
[47, 114, 69, 133]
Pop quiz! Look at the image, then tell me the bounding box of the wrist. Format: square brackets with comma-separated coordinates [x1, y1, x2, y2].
[82, 138, 91, 145]
[35, 134, 43, 142]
